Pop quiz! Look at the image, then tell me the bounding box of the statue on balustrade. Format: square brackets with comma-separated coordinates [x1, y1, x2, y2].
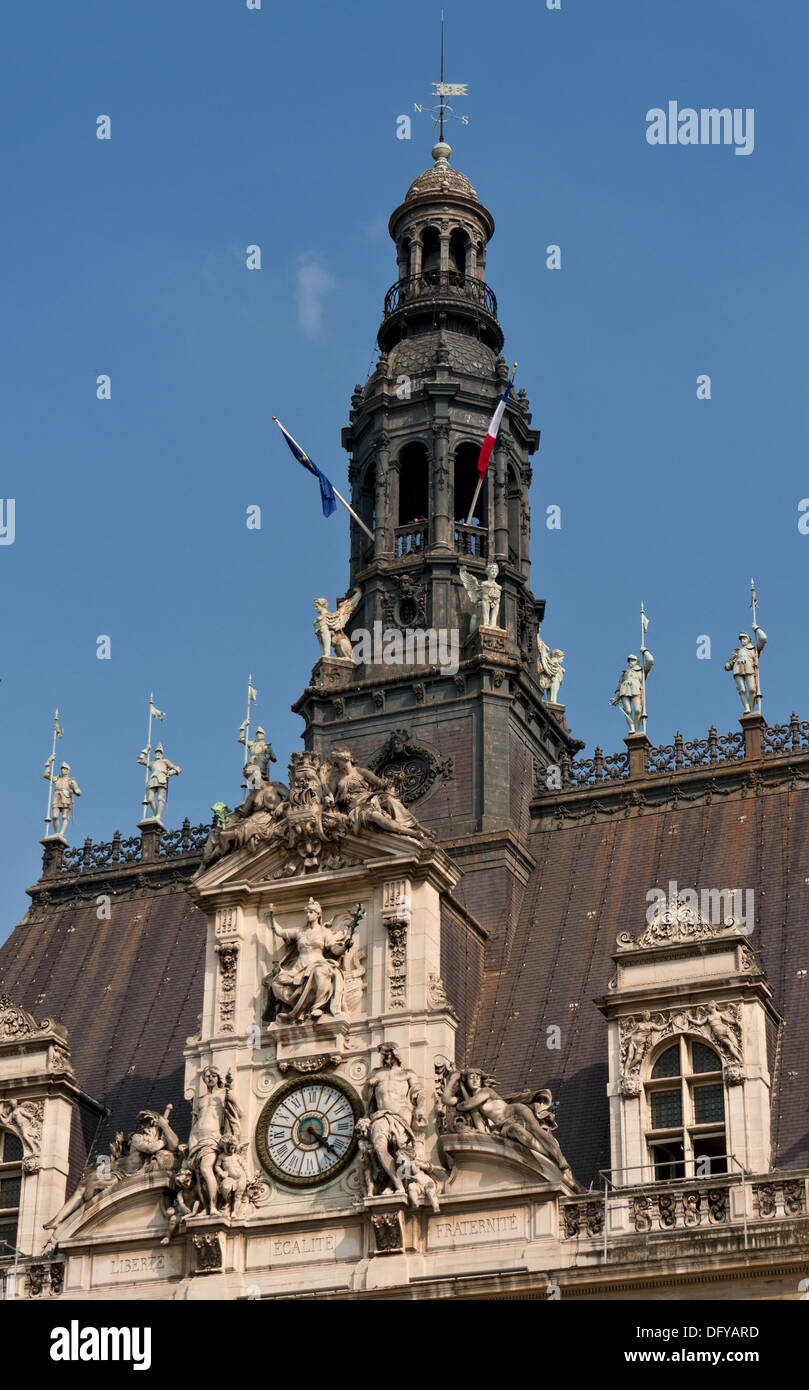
[610, 648, 654, 734]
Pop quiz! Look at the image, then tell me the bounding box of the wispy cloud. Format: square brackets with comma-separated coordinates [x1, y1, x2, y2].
[295, 253, 335, 338]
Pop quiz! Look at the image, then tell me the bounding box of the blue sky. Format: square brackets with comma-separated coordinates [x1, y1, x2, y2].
[1, 0, 807, 938]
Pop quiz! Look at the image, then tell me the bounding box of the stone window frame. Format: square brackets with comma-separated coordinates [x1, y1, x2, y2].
[0, 1127, 23, 1260]
[643, 1035, 728, 1181]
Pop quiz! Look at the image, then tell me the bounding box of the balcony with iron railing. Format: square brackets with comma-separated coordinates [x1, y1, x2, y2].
[383, 271, 498, 322]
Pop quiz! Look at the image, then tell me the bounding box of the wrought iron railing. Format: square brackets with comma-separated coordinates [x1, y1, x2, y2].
[383, 272, 498, 319]
[59, 819, 210, 874]
[563, 748, 630, 787]
[646, 727, 744, 774]
[761, 713, 809, 755]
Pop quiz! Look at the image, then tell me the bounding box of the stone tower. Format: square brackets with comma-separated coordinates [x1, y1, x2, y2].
[294, 141, 582, 937]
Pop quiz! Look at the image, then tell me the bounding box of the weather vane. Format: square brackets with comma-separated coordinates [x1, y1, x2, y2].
[414, 11, 469, 137]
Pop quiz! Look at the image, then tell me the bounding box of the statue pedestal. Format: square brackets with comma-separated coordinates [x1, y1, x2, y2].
[465, 625, 509, 658]
[268, 1017, 350, 1070]
[311, 656, 355, 690]
[137, 817, 164, 861]
[740, 710, 766, 760]
[624, 731, 651, 779]
[40, 834, 67, 877]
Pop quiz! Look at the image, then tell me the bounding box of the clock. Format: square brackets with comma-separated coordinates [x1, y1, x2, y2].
[256, 1074, 363, 1188]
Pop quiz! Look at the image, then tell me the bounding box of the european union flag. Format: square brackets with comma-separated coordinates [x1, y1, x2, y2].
[273, 416, 337, 518]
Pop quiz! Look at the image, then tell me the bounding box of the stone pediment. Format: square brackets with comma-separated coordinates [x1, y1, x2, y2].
[440, 1131, 577, 1194]
[191, 824, 436, 898]
[616, 890, 752, 954]
[53, 1172, 170, 1249]
[192, 746, 437, 896]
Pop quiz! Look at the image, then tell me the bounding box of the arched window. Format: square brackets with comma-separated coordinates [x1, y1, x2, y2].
[421, 227, 441, 283]
[0, 1129, 23, 1261]
[453, 442, 488, 557]
[448, 228, 467, 283]
[359, 459, 376, 537]
[645, 1038, 727, 1180]
[397, 443, 429, 553]
[507, 463, 522, 568]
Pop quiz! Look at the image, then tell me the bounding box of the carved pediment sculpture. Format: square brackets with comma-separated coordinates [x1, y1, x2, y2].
[0, 993, 40, 1040]
[619, 1002, 745, 1094]
[0, 1098, 44, 1173]
[617, 892, 750, 952]
[436, 1063, 577, 1188]
[43, 1104, 183, 1249]
[198, 747, 432, 879]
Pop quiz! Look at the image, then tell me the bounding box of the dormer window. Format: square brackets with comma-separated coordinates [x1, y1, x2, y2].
[0, 1128, 23, 1259]
[645, 1038, 727, 1180]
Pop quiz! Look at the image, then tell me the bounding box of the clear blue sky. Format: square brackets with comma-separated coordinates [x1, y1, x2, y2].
[1, 0, 807, 938]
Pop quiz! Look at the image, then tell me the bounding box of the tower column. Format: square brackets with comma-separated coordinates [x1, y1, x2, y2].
[374, 434, 393, 557]
[411, 237, 423, 278]
[432, 425, 451, 550]
[388, 455, 401, 555]
[494, 443, 509, 563]
[439, 232, 450, 274]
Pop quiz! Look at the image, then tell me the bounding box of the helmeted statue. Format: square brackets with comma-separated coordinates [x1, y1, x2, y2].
[724, 626, 766, 713]
[313, 589, 362, 659]
[460, 561, 502, 630]
[138, 742, 182, 820]
[610, 648, 654, 733]
[44, 760, 81, 837]
[238, 724, 276, 781]
[537, 632, 565, 704]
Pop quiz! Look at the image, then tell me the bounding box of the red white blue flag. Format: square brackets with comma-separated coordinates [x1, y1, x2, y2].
[477, 382, 512, 477]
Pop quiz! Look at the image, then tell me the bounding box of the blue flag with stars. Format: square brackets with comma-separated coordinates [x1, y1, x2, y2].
[273, 417, 337, 518]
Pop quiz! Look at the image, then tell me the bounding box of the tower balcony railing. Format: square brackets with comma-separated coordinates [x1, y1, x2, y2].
[454, 522, 489, 559]
[383, 271, 498, 320]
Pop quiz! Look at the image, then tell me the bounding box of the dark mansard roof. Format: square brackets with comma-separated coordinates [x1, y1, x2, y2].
[2, 730, 809, 1186]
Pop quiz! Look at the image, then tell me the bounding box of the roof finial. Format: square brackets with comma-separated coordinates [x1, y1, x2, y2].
[430, 9, 455, 169]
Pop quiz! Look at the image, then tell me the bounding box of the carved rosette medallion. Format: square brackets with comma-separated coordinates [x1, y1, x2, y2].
[368, 729, 454, 807]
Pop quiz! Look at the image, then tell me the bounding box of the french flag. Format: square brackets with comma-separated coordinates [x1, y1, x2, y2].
[477, 382, 513, 477]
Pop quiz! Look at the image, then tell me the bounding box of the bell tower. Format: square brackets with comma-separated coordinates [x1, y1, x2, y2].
[294, 141, 582, 937]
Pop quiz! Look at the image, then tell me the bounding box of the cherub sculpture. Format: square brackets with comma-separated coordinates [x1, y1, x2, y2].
[313, 589, 362, 659]
[459, 562, 502, 630]
[537, 632, 565, 703]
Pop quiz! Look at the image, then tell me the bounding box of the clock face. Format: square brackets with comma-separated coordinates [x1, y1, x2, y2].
[256, 1075, 362, 1188]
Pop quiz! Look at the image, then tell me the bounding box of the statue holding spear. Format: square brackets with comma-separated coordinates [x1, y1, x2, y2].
[724, 579, 767, 714]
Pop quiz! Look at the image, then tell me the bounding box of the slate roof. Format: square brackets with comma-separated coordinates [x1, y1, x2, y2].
[3, 750, 809, 1189]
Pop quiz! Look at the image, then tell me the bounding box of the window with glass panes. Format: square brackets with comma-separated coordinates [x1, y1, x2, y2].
[0, 1129, 23, 1259]
[645, 1037, 727, 1180]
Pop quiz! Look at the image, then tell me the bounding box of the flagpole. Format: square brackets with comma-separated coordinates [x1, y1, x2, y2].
[750, 577, 761, 709]
[44, 709, 60, 834]
[465, 363, 517, 527]
[640, 602, 648, 728]
[241, 674, 253, 794]
[143, 692, 154, 816]
[272, 416, 375, 542]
